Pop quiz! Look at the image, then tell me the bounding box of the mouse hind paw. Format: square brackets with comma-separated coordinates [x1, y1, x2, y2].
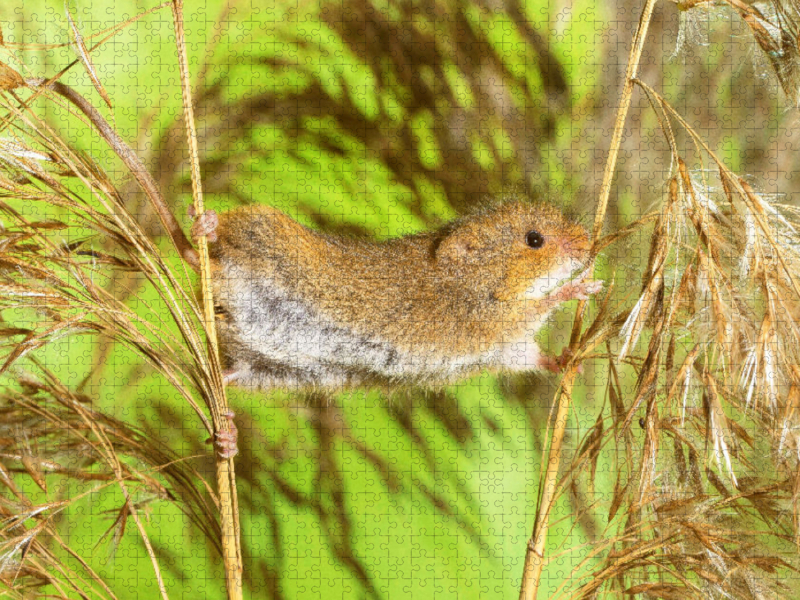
[190, 209, 219, 243]
[207, 410, 239, 459]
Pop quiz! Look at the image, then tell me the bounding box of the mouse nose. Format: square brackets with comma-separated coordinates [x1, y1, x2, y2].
[559, 234, 591, 259]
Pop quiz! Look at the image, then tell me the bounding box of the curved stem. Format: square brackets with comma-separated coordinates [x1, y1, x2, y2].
[517, 0, 659, 598]
[24, 77, 199, 269]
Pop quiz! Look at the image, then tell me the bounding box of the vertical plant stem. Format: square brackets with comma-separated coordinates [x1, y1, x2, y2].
[169, 1, 243, 598]
[593, 0, 658, 239]
[518, 1, 658, 598]
[518, 369, 578, 600]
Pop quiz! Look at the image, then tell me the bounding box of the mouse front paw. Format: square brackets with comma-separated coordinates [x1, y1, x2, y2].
[536, 354, 562, 374]
[208, 410, 238, 459]
[566, 278, 604, 301]
[190, 208, 219, 243]
[552, 275, 603, 303]
[538, 348, 584, 374]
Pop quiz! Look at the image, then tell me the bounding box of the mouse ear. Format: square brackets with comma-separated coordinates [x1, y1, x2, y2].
[436, 230, 479, 263]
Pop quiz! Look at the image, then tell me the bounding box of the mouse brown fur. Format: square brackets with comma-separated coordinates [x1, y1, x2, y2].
[193, 197, 602, 389]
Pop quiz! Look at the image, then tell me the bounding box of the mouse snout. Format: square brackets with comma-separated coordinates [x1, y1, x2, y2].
[557, 233, 591, 261]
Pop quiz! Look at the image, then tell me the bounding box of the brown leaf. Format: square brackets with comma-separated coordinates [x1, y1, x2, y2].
[665, 344, 701, 410]
[655, 494, 706, 517]
[25, 220, 68, 231]
[0, 460, 20, 495]
[0, 61, 24, 90]
[608, 476, 630, 522]
[687, 446, 704, 494]
[20, 455, 47, 493]
[0, 328, 33, 338]
[578, 411, 604, 486]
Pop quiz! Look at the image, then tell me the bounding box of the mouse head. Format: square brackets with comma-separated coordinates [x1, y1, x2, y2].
[436, 200, 591, 301]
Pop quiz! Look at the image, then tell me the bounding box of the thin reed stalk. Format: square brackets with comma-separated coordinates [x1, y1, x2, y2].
[518, 0, 659, 597]
[169, 1, 242, 598]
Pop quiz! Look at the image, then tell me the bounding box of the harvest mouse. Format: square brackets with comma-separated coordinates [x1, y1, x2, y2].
[192, 198, 601, 391]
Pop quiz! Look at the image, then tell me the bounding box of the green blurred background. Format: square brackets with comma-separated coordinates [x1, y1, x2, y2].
[2, 0, 798, 597]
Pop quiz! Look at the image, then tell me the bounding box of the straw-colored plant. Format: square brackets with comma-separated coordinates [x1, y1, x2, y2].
[519, 0, 800, 597]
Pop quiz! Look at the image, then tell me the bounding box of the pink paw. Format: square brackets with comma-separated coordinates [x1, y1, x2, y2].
[190, 208, 219, 243]
[539, 347, 584, 374]
[211, 410, 238, 459]
[553, 267, 603, 303]
[568, 278, 604, 301]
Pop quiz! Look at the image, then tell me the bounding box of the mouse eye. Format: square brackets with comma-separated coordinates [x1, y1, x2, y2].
[525, 230, 545, 249]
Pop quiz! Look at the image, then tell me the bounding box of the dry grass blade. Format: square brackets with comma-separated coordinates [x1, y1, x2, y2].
[518, 0, 663, 592]
[0, 11, 242, 595]
[64, 3, 113, 111]
[2, 0, 800, 597]
[1, 2, 171, 52]
[728, 0, 800, 106]
[678, 0, 800, 106]
[618, 181, 671, 361]
[0, 368, 219, 599]
[533, 58, 800, 600]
